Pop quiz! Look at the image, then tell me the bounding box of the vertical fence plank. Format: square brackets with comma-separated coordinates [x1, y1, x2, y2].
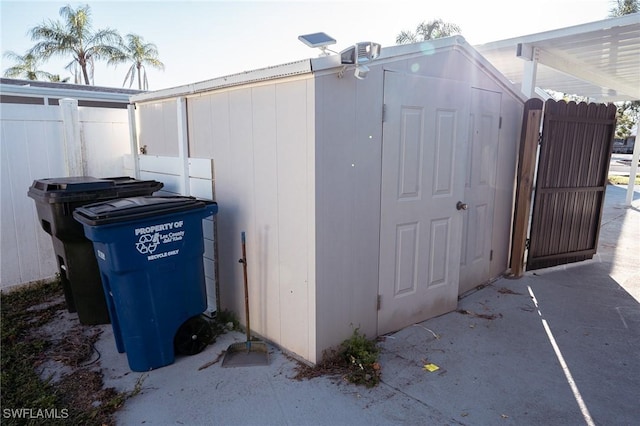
[59, 98, 85, 176]
[509, 98, 543, 278]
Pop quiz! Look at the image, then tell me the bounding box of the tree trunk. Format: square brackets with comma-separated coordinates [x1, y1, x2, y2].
[81, 64, 91, 85]
[137, 64, 142, 90]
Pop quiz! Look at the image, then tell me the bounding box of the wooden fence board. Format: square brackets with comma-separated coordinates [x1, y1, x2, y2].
[509, 99, 543, 277]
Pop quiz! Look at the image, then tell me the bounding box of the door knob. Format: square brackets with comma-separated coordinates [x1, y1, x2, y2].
[456, 201, 468, 211]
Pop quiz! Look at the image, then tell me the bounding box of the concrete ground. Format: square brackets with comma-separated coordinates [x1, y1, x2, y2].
[97, 185, 639, 425]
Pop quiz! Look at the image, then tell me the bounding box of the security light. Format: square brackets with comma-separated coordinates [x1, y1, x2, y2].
[337, 41, 381, 80]
[340, 42, 381, 65]
[299, 34, 381, 80]
[354, 65, 370, 80]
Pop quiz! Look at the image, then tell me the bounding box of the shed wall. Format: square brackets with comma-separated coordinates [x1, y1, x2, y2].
[313, 46, 523, 359]
[181, 77, 317, 361]
[131, 43, 523, 364]
[314, 66, 384, 358]
[137, 100, 179, 157]
[491, 94, 521, 279]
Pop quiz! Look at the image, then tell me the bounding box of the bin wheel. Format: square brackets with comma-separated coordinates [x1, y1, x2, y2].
[174, 315, 214, 356]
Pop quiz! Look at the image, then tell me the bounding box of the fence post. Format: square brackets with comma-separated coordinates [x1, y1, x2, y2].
[59, 98, 85, 176]
[176, 97, 190, 196]
[509, 99, 544, 278]
[626, 140, 639, 206]
[127, 104, 141, 179]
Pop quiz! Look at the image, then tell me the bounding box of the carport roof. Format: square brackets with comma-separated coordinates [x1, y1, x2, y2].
[475, 13, 640, 102]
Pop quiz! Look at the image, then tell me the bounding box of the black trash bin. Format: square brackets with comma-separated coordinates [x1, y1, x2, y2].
[27, 176, 163, 325]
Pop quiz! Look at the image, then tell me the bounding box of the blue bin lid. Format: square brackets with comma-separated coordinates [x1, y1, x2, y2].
[28, 176, 164, 203]
[73, 196, 216, 226]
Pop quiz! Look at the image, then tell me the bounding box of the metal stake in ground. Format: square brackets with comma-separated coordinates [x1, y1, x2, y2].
[221, 232, 269, 367]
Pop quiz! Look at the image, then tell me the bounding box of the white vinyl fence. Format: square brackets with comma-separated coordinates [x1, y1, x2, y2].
[1, 100, 132, 290]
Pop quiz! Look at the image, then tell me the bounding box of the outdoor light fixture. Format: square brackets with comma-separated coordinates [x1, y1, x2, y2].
[298, 33, 381, 80]
[338, 41, 381, 80]
[353, 65, 370, 80]
[339, 41, 381, 65]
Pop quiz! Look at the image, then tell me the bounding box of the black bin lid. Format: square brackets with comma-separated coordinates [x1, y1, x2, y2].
[28, 176, 163, 203]
[73, 196, 215, 226]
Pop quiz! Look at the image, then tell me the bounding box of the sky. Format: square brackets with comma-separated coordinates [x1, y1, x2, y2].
[0, 0, 616, 91]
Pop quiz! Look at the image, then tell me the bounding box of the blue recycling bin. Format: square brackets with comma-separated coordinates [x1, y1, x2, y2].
[73, 196, 217, 371]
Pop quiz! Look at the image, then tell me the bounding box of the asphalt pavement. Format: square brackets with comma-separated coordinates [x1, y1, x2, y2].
[97, 184, 639, 426]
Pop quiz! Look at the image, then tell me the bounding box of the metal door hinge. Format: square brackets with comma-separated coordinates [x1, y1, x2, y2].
[525, 238, 531, 249]
[538, 133, 543, 145]
[377, 295, 382, 311]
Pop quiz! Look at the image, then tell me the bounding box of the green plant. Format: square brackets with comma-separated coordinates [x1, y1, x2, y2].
[340, 328, 381, 387]
[609, 175, 640, 185]
[213, 309, 239, 331]
[293, 327, 382, 388]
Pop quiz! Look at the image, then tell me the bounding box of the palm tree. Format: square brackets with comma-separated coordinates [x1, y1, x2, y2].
[2, 50, 55, 81]
[48, 74, 71, 83]
[109, 34, 164, 90]
[28, 4, 123, 85]
[609, 0, 639, 16]
[396, 19, 461, 44]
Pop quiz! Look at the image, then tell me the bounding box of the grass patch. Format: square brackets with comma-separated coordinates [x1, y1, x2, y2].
[1, 280, 134, 425]
[608, 175, 640, 185]
[294, 328, 381, 388]
[214, 309, 240, 332]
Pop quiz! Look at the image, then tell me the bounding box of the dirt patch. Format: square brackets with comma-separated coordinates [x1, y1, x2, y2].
[457, 309, 503, 320]
[56, 369, 125, 425]
[293, 329, 382, 388]
[1, 280, 135, 426]
[48, 324, 103, 367]
[293, 348, 353, 381]
[497, 287, 522, 295]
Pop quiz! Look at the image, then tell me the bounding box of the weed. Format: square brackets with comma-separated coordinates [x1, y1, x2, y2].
[341, 328, 382, 387]
[214, 309, 239, 331]
[294, 328, 381, 388]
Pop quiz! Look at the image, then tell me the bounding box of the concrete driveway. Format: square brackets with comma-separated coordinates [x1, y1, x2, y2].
[100, 185, 639, 425]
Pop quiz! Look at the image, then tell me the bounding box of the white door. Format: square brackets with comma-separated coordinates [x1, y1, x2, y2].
[378, 72, 470, 335]
[459, 88, 502, 294]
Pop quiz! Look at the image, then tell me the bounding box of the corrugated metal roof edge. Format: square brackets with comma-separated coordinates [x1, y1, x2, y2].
[130, 59, 317, 103]
[0, 78, 141, 102]
[0, 77, 143, 95]
[131, 35, 526, 104]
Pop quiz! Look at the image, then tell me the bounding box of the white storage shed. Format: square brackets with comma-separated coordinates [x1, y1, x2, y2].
[130, 36, 526, 363]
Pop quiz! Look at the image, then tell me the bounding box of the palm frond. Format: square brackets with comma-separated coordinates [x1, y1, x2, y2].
[396, 30, 417, 44]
